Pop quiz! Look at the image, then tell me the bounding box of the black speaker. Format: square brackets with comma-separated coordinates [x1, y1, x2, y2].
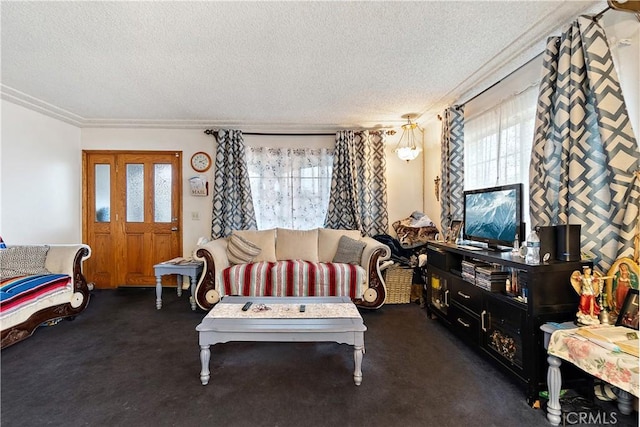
[555, 224, 581, 261]
[537, 226, 556, 263]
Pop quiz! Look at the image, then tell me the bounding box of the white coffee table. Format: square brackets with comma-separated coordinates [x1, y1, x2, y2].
[196, 296, 367, 386]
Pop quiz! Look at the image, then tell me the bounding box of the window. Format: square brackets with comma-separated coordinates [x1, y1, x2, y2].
[246, 147, 334, 230]
[464, 86, 537, 229]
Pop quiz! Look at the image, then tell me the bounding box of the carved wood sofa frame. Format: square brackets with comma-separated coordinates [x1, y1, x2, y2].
[1, 245, 92, 349]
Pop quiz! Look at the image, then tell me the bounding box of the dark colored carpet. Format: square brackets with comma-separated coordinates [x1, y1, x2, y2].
[1, 289, 637, 427]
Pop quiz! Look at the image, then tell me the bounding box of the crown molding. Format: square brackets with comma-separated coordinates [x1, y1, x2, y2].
[1, 85, 402, 132]
[1, 85, 85, 127]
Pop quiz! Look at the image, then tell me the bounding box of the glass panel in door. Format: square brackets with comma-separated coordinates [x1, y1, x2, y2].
[154, 164, 172, 223]
[126, 164, 144, 222]
[95, 164, 111, 222]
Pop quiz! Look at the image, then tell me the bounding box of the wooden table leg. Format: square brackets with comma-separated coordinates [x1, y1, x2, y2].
[190, 275, 197, 311]
[546, 354, 563, 426]
[353, 333, 365, 386]
[200, 344, 211, 385]
[155, 275, 163, 309]
[176, 275, 183, 297]
[613, 387, 634, 415]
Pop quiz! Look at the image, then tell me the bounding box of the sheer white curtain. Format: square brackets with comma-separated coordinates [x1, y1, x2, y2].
[246, 147, 334, 230]
[464, 86, 537, 227]
[464, 86, 537, 189]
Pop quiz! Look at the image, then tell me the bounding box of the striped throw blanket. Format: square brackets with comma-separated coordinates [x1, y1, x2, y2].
[221, 260, 365, 299]
[0, 274, 71, 315]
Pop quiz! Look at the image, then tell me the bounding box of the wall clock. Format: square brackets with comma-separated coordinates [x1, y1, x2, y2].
[190, 152, 212, 172]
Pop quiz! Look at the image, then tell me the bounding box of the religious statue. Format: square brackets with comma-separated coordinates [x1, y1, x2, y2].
[570, 267, 610, 325]
[606, 259, 640, 316]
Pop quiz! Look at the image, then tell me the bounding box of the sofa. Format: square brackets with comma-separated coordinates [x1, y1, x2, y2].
[194, 228, 391, 310]
[0, 244, 92, 349]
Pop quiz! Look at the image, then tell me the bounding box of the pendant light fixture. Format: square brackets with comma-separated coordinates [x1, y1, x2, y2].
[394, 115, 423, 161]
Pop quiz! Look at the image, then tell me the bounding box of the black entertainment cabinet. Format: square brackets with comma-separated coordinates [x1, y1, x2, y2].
[424, 241, 590, 406]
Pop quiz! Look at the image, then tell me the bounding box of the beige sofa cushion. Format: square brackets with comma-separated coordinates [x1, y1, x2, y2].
[276, 228, 319, 262]
[227, 233, 261, 264]
[318, 229, 362, 263]
[234, 229, 277, 262]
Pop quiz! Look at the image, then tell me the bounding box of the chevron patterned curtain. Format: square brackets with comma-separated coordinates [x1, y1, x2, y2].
[325, 130, 388, 236]
[529, 16, 640, 272]
[210, 129, 257, 239]
[440, 107, 465, 234]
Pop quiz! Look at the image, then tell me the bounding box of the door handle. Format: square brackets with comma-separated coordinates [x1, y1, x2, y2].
[171, 227, 178, 231]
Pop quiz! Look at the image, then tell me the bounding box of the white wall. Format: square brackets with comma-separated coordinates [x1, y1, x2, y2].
[421, 120, 442, 231]
[385, 131, 425, 231]
[602, 11, 640, 137]
[1, 100, 82, 243]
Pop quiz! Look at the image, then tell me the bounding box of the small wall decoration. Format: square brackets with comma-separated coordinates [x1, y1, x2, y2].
[189, 176, 209, 196]
[616, 288, 639, 330]
[448, 220, 463, 243]
[606, 257, 639, 318]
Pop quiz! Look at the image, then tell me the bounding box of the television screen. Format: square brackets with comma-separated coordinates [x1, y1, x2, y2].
[463, 184, 522, 249]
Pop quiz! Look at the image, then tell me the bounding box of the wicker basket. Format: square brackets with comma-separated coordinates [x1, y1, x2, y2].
[384, 265, 413, 304]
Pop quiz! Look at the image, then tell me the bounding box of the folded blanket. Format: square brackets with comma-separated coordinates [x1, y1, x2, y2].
[1, 274, 71, 314]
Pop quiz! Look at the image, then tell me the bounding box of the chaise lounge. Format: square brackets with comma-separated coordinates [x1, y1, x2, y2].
[0, 244, 92, 349]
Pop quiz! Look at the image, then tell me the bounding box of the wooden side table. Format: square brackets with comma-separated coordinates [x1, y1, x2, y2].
[153, 261, 204, 311]
[541, 322, 639, 425]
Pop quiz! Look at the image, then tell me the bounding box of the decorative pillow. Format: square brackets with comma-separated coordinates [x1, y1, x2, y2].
[234, 229, 277, 262]
[332, 236, 366, 265]
[0, 245, 51, 280]
[318, 228, 362, 262]
[275, 228, 319, 262]
[227, 233, 261, 265]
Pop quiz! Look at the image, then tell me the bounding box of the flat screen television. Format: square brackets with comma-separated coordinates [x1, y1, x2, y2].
[463, 183, 524, 251]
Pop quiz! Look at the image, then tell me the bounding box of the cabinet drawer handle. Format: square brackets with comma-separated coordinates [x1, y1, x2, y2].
[457, 291, 471, 299]
[456, 318, 470, 328]
[444, 290, 450, 307]
[481, 310, 488, 332]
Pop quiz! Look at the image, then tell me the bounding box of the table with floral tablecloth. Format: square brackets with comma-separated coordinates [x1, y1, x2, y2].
[542, 324, 639, 425]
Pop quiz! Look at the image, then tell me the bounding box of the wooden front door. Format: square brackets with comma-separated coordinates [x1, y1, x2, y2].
[83, 151, 182, 289]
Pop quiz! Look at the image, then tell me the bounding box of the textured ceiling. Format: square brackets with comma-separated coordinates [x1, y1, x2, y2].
[0, 1, 604, 130]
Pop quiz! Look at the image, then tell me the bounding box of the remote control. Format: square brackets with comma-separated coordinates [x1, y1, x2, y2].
[299, 304, 305, 312]
[241, 302, 252, 311]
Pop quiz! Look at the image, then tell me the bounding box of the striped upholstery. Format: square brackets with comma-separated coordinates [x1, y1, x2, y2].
[219, 260, 365, 299]
[221, 262, 276, 296]
[0, 274, 71, 316]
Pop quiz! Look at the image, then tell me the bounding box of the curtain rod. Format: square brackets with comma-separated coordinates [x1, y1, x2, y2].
[204, 129, 392, 136]
[204, 129, 335, 136]
[454, 4, 612, 109]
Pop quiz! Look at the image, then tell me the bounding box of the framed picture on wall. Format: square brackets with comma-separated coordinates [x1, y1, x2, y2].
[616, 288, 639, 330]
[448, 220, 463, 243]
